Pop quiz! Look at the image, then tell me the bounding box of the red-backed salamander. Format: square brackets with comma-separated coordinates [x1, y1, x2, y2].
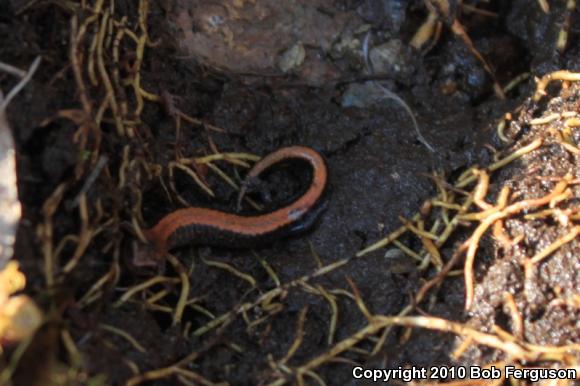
[141, 146, 328, 254]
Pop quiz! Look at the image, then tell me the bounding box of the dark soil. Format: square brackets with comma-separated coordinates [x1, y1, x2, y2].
[0, 0, 578, 385]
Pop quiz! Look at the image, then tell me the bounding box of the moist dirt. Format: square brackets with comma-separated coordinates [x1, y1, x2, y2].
[0, 0, 578, 385]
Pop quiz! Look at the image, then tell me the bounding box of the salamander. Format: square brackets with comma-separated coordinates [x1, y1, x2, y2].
[142, 146, 328, 253]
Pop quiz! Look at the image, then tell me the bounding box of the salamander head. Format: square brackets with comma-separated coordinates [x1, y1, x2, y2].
[288, 198, 329, 234]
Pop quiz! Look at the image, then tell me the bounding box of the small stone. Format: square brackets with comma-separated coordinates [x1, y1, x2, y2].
[369, 39, 408, 75]
[278, 42, 306, 73]
[341, 82, 390, 108]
